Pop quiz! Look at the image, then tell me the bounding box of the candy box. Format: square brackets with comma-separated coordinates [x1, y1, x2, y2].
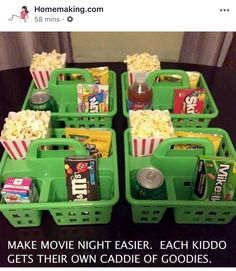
[0, 111, 51, 160]
[193, 156, 236, 201]
[173, 88, 205, 114]
[77, 83, 109, 113]
[64, 156, 98, 201]
[1, 177, 39, 204]
[30, 50, 66, 89]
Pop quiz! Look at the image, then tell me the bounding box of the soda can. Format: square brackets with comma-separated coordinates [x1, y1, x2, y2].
[29, 91, 57, 112]
[134, 167, 166, 200]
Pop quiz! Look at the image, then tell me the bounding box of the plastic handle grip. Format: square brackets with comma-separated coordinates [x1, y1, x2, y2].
[49, 68, 94, 85]
[152, 137, 215, 159]
[27, 138, 88, 160]
[146, 69, 190, 88]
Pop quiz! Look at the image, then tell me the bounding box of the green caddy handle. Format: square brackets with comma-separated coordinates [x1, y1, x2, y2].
[49, 68, 94, 86]
[152, 137, 215, 159]
[146, 69, 190, 89]
[26, 138, 89, 160]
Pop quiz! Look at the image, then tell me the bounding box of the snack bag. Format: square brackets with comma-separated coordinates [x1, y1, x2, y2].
[77, 83, 109, 113]
[174, 131, 223, 154]
[160, 74, 182, 83]
[71, 66, 109, 85]
[173, 88, 205, 114]
[193, 156, 236, 201]
[87, 66, 109, 85]
[186, 71, 200, 89]
[65, 128, 112, 158]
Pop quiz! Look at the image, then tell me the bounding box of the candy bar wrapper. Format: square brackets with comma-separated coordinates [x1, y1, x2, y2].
[0, 112, 51, 160]
[132, 136, 164, 157]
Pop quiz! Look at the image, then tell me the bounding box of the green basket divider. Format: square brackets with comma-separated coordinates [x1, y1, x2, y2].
[0, 128, 119, 227]
[122, 69, 219, 128]
[22, 68, 117, 128]
[124, 127, 236, 224]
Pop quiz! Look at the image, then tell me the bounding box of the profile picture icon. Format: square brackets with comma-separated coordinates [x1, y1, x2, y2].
[9, 6, 29, 22]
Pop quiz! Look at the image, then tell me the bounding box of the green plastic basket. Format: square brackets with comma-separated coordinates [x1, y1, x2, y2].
[125, 127, 236, 224]
[0, 128, 119, 227]
[122, 69, 219, 127]
[22, 68, 117, 128]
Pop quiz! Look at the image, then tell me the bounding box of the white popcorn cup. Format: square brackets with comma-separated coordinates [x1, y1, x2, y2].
[132, 136, 164, 157]
[30, 69, 65, 90]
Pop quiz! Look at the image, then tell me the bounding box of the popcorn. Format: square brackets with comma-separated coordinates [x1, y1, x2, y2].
[0, 110, 51, 160]
[124, 52, 161, 85]
[30, 50, 66, 89]
[1, 110, 50, 140]
[30, 50, 66, 71]
[124, 53, 161, 73]
[129, 110, 175, 157]
[130, 110, 175, 138]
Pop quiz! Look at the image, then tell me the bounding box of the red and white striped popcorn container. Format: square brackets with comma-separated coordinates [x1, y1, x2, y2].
[0, 139, 32, 160]
[132, 136, 164, 157]
[30, 69, 65, 90]
[0, 111, 51, 160]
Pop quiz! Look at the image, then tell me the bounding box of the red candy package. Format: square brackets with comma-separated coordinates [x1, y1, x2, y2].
[173, 88, 205, 114]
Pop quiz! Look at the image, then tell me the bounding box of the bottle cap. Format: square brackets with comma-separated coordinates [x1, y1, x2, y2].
[135, 72, 147, 84]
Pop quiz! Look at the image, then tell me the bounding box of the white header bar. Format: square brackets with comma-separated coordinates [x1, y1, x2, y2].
[0, 0, 235, 31]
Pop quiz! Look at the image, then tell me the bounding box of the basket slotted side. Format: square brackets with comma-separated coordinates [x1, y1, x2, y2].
[22, 69, 117, 128]
[124, 132, 168, 223]
[124, 128, 236, 224]
[0, 128, 119, 227]
[122, 69, 219, 128]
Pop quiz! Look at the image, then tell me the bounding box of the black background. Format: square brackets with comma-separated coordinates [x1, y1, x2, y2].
[0, 62, 235, 267]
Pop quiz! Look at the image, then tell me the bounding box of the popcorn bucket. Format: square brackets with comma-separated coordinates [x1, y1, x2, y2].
[0, 111, 51, 160]
[0, 139, 31, 160]
[132, 136, 164, 157]
[30, 69, 65, 90]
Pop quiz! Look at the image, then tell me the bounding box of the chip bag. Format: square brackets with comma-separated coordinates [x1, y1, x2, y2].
[186, 71, 200, 89]
[65, 128, 112, 158]
[71, 66, 109, 85]
[174, 131, 223, 154]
